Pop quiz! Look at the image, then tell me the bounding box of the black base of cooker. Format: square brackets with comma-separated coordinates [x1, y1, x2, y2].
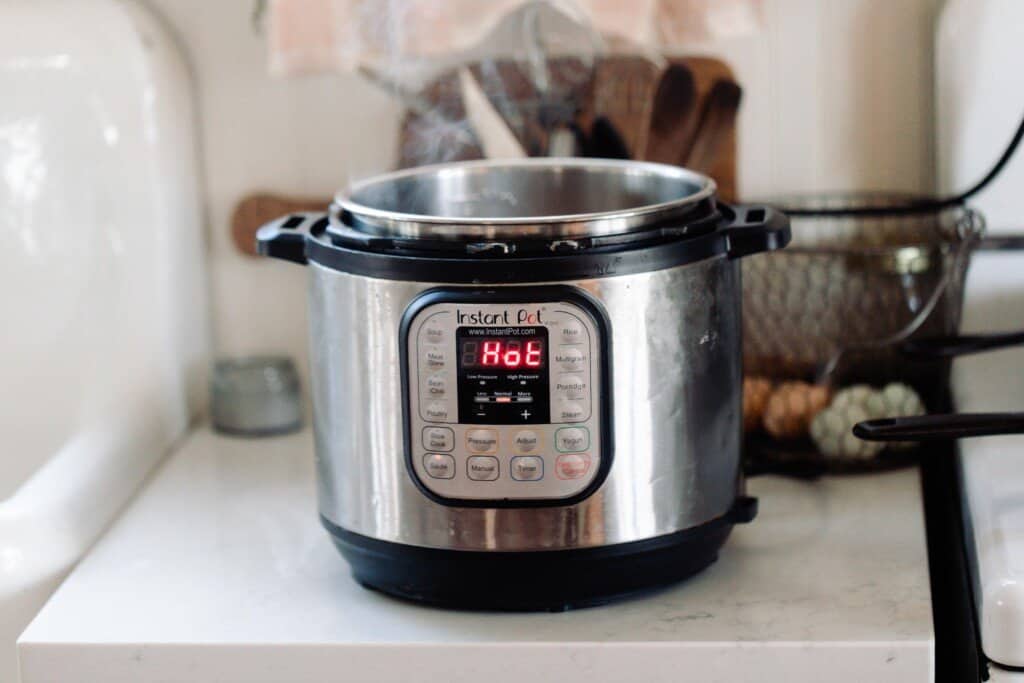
[321, 498, 756, 612]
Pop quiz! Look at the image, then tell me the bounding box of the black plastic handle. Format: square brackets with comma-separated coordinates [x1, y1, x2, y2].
[853, 412, 1024, 441]
[721, 204, 792, 259]
[901, 330, 1024, 359]
[255, 212, 326, 265]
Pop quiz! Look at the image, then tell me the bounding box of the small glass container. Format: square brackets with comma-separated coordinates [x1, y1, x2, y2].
[210, 356, 302, 436]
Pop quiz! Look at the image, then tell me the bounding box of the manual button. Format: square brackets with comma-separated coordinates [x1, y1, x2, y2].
[556, 427, 589, 452]
[423, 453, 455, 479]
[466, 429, 498, 453]
[422, 426, 454, 452]
[511, 456, 544, 481]
[467, 456, 499, 481]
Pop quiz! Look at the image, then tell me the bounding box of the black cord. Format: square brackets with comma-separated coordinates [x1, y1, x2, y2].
[782, 109, 1024, 217]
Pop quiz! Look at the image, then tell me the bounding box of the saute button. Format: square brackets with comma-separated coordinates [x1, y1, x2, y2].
[555, 453, 591, 480]
[555, 374, 587, 400]
[423, 346, 446, 368]
[466, 429, 498, 453]
[423, 373, 447, 398]
[511, 456, 544, 481]
[555, 345, 586, 372]
[556, 427, 589, 452]
[467, 456, 499, 481]
[555, 400, 587, 423]
[560, 319, 585, 343]
[513, 430, 539, 453]
[424, 402, 450, 422]
[423, 453, 455, 479]
[423, 426, 454, 452]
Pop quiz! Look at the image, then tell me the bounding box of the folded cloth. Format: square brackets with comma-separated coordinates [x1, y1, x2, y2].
[266, 0, 762, 77]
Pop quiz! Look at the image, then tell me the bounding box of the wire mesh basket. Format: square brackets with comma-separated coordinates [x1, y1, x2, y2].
[743, 194, 984, 394]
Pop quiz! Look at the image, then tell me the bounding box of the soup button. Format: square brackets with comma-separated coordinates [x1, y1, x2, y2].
[555, 453, 591, 480]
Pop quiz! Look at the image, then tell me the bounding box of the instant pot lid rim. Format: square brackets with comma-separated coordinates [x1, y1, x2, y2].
[332, 158, 718, 240]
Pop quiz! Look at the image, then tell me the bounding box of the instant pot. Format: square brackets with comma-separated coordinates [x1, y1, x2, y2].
[257, 158, 790, 610]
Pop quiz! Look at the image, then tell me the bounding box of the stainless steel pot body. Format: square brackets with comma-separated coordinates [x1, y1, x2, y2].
[309, 255, 743, 551]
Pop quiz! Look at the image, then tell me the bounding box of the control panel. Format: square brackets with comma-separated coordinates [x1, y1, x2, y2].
[402, 289, 609, 505]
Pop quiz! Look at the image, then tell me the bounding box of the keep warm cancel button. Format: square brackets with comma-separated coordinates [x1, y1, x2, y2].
[555, 453, 591, 480]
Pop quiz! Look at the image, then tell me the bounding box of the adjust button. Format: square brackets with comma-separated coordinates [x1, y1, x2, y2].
[555, 453, 592, 480]
[467, 456, 499, 481]
[555, 374, 587, 400]
[466, 429, 498, 453]
[513, 430, 539, 453]
[423, 453, 455, 479]
[555, 345, 586, 372]
[422, 426, 454, 452]
[511, 456, 544, 481]
[424, 402, 450, 422]
[556, 427, 589, 452]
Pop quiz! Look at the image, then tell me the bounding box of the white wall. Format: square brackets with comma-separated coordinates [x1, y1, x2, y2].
[144, 0, 944, 376]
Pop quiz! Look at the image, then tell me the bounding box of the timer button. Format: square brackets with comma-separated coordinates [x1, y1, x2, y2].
[423, 453, 455, 479]
[510, 456, 544, 481]
[556, 427, 589, 452]
[423, 346, 446, 369]
[555, 374, 587, 400]
[422, 426, 454, 452]
[555, 345, 586, 372]
[423, 373, 447, 398]
[424, 402, 450, 422]
[513, 430, 539, 453]
[467, 456, 499, 481]
[422, 325, 444, 344]
[466, 429, 498, 453]
[555, 453, 591, 480]
[555, 400, 587, 423]
[560, 319, 586, 343]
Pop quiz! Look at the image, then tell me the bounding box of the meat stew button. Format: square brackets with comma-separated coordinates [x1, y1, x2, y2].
[467, 456, 499, 481]
[555, 453, 591, 480]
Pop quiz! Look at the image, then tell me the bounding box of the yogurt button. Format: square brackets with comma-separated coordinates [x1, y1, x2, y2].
[513, 430, 539, 453]
[466, 429, 498, 453]
[556, 427, 589, 452]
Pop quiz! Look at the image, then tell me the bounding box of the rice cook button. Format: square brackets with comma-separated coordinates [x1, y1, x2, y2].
[555, 345, 586, 372]
[555, 453, 591, 480]
[422, 426, 454, 452]
[424, 373, 447, 398]
[555, 374, 587, 400]
[556, 427, 589, 452]
[424, 346, 446, 368]
[511, 456, 544, 481]
[423, 453, 455, 479]
[466, 429, 498, 453]
[424, 402, 450, 422]
[513, 430, 539, 453]
[467, 456, 499, 481]
[555, 400, 587, 423]
[560, 319, 586, 343]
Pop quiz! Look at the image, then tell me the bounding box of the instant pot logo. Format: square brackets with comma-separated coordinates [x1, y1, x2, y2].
[456, 308, 543, 325]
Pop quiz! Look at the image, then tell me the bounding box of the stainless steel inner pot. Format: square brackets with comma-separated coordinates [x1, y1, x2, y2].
[334, 158, 716, 240]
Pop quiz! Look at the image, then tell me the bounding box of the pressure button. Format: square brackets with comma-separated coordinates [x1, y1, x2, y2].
[466, 429, 498, 453]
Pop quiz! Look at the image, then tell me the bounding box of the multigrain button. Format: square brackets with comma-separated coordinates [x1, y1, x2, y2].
[556, 427, 589, 452]
[555, 345, 586, 372]
[555, 400, 587, 423]
[555, 374, 587, 400]
[560, 319, 585, 343]
[423, 453, 455, 479]
[423, 346, 446, 368]
[511, 456, 544, 481]
[424, 402, 450, 422]
[467, 456, 499, 481]
[513, 430, 539, 453]
[422, 426, 454, 452]
[466, 429, 498, 453]
[423, 373, 447, 398]
[555, 453, 591, 480]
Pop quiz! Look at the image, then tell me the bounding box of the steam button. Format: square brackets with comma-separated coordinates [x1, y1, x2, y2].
[513, 430, 539, 453]
[555, 400, 587, 423]
[424, 402, 450, 422]
[423, 453, 455, 479]
[467, 456, 499, 481]
[555, 345, 586, 372]
[556, 427, 589, 452]
[466, 429, 499, 453]
[511, 456, 544, 481]
[423, 426, 454, 452]
[555, 374, 587, 400]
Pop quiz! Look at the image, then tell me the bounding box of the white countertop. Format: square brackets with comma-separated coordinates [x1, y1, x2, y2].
[18, 426, 934, 683]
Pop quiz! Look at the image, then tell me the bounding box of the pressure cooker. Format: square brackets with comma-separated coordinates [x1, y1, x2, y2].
[257, 158, 790, 610]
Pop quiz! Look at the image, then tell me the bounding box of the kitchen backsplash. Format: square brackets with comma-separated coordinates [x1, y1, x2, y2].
[144, 0, 943, 379]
